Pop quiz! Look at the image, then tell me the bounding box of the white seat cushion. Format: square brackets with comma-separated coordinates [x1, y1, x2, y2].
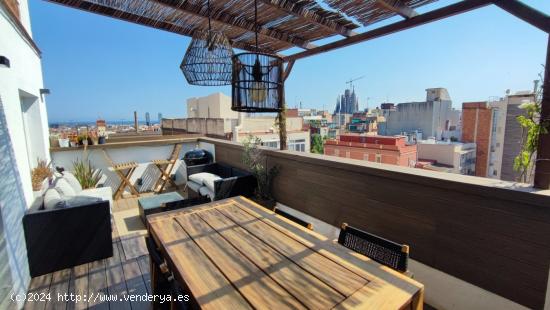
[199, 186, 214, 201]
[186, 181, 202, 193]
[43, 189, 65, 209]
[54, 178, 76, 198]
[62, 172, 83, 193]
[188, 173, 221, 192]
[81, 187, 113, 213]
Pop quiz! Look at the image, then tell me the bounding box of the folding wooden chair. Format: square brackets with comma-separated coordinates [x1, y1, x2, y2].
[102, 150, 140, 200]
[152, 144, 182, 193]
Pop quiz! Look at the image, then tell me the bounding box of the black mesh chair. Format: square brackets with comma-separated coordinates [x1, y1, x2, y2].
[146, 237, 194, 310]
[274, 207, 313, 230]
[337, 223, 409, 273]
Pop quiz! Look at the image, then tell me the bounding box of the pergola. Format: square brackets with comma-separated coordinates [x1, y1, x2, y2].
[45, 0, 550, 188]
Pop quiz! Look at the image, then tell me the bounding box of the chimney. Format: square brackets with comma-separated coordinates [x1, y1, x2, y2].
[134, 111, 138, 133]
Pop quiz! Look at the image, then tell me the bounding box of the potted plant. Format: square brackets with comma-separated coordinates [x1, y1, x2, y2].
[89, 131, 99, 145]
[73, 157, 102, 189]
[242, 136, 279, 208]
[58, 133, 70, 148]
[31, 159, 53, 198]
[78, 134, 89, 146]
[98, 133, 106, 145]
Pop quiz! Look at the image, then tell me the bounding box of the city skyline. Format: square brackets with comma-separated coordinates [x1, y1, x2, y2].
[30, 0, 548, 122]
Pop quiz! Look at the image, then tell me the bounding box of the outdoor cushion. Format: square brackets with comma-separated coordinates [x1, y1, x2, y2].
[188, 172, 221, 192]
[43, 189, 65, 210]
[199, 186, 214, 201]
[54, 178, 76, 198]
[65, 196, 102, 208]
[186, 180, 202, 193]
[81, 187, 113, 213]
[62, 172, 83, 193]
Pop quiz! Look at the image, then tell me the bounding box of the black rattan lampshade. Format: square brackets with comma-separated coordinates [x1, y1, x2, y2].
[231, 52, 284, 112]
[180, 30, 234, 86]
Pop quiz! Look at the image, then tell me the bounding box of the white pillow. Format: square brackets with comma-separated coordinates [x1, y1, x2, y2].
[43, 189, 65, 209]
[188, 172, 221, 192]
[54, 178, 76, 198]
[63, 172, 83, 193]
[199, 186, 214, 201]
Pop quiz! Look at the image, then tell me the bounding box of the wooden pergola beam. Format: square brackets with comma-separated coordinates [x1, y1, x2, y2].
[493, 0, 550, 33]
[282, 0, 493, 62]
[151, 0, 317, 50]
[45, 0, 273, 53]
[259, 0, 357, 37]
[375, 0, 418, 19]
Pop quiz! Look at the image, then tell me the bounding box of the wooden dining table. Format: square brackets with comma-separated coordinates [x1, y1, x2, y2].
[147, 196, 424, 310]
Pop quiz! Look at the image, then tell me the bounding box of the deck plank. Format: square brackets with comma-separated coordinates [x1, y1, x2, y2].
[106, 242, 132, 310]
[119, 242, 149, 310]
[149, 217, 252, 310]
[24, 273, 52, 310]
[44, 268, 71, 310]
[197, 208, 344, 309]
[175, 212, 307, 309]
[136, 255, 152, 294]
[87, 259, 109, 310]
[67, 263, 88, 310]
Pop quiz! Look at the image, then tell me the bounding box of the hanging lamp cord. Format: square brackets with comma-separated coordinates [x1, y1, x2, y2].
[255, 0, 259, 53]
[207, 0, 212, 31]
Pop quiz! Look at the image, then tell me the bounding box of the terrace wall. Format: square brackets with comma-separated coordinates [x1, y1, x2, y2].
[203, 137, 550, 310]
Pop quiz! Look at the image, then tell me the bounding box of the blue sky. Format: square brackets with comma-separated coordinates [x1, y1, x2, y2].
[29, 0, 549, 122]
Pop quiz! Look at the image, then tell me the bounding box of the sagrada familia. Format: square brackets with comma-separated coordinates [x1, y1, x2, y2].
[334, 88, 359, 114]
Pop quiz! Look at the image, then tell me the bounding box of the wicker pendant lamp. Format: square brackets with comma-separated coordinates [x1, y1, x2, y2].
[180, 0, 234, 86]
[231, 0, 284, 112]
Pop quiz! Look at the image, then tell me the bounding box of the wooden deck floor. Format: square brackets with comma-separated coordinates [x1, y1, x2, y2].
[24, 195, 158, 310]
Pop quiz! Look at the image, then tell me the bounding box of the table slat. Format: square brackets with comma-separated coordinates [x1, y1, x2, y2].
[174, 212, 307, 309]
[218, 204, 369, 296]
[197, 207, 345, 309]
[149, 219, 252, 310]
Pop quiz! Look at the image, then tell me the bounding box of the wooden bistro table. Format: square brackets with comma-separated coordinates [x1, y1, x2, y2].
[147, 196, 424, 310]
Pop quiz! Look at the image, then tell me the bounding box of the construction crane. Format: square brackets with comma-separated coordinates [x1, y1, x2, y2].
[346, 76, 365, 90]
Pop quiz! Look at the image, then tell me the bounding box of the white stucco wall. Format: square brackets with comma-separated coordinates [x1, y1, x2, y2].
[186, 92, 239, 119]
[0, 1, 50, 308]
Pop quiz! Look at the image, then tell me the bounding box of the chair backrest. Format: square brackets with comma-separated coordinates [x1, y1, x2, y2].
[338, 223, 409, 272]
[274, 207, 313, 230]
[145, 236, 164, 267]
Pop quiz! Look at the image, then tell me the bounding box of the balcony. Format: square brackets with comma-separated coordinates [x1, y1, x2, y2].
[21, 136, 547, 309]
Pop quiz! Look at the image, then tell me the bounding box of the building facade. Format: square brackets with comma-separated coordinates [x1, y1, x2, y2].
[417, 139, 476, 175]
[462, 92, 532, 182]
[0, 0, 51, 307]
[384, 88, 461, 140]
[324, 135, 417, 167]
[164, 93, 310, 152]
[187, 92, 239, 119]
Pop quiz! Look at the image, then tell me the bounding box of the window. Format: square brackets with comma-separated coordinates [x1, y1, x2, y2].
[289, 139, 306, 152]
[262, 141, 279, 149]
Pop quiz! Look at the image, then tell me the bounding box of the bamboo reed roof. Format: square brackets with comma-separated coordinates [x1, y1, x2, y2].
[45, 0, 439, 53]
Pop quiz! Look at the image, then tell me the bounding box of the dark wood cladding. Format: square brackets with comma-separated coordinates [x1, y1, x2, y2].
[206, 138, 550, 309]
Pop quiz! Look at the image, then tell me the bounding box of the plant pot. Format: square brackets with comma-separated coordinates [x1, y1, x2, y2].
[58, 138, 70, 148]
[98, 136, 106, 144]
[251, 197, 276, 209]
[70, 141, 78, 147]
